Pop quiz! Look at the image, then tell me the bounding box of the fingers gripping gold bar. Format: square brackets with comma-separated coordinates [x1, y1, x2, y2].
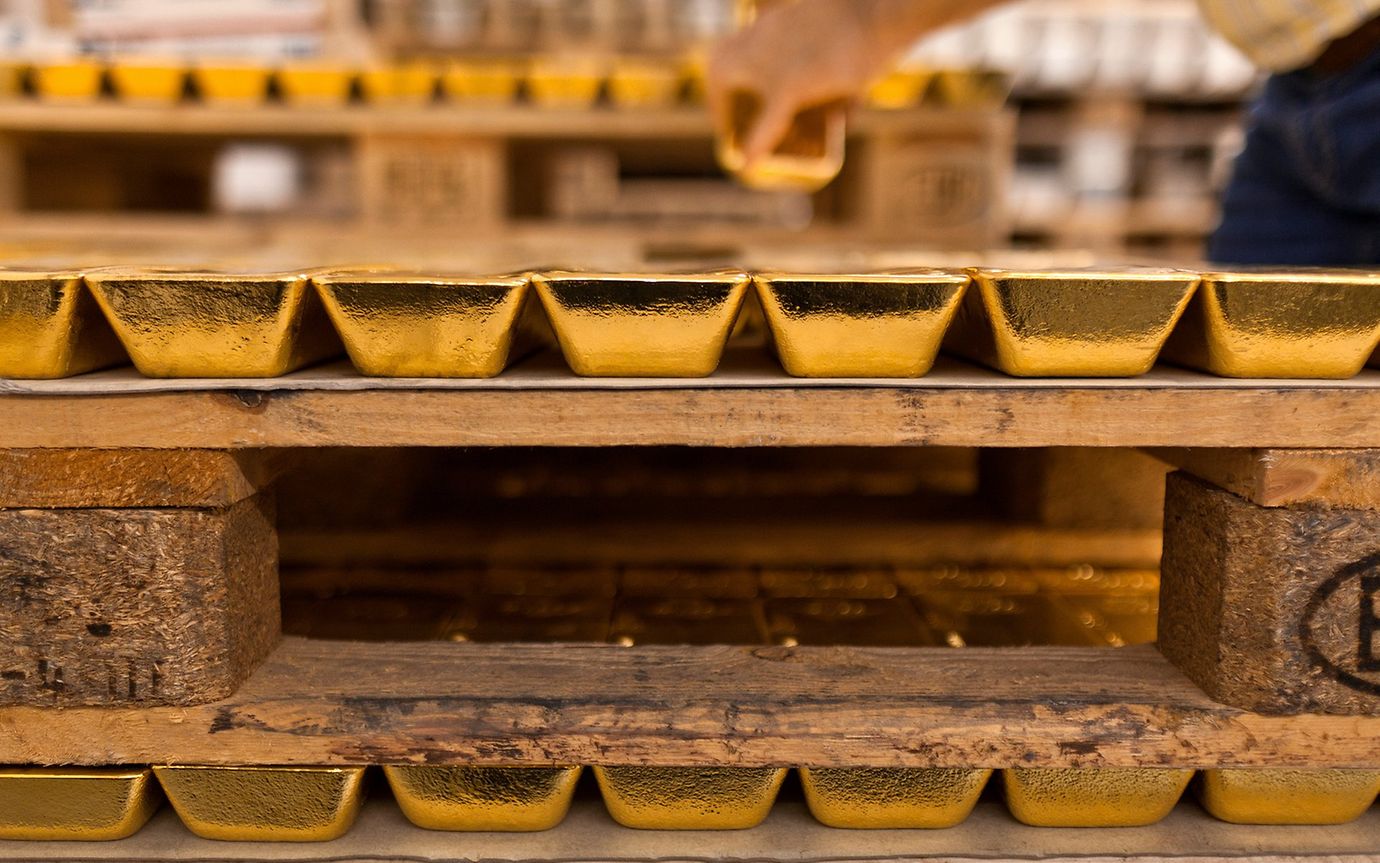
[1003, 768, 1192, 827]
[1197, 769, 1380, 825]
[754, 270, 969, 377]
[716, 91, 846, 192]
[800, 767, 991, 829]
[85, 269, 340, 378]
[384, 766, 582, 831]
[0, 271, 125, 378]
[947, 268, 1199, 377]
[594, 766, 787, 829]
[533, 271, 750, 377]
[0, 768, 161, 841]
[154, 766, 367, 842]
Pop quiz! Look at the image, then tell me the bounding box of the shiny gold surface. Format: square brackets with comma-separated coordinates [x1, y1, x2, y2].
[86, 269, 338, 377]
[441, 60, 524, 103]
[533, 271, 750, 377]
[716, 90, 846, 192]
[109, 62, 185, 103]
[949, 268, 1199, 376]
[1162, 270, 1380, 378]
[1198, 769, 1380, 825]
[527, 57, 605, 108]
[932, 69, 1011, 108]
[800, 768, 991, 828]
[359, 64, 436, 103]
[0, 271, 125, 378]
[34, 61, 104, 101]
[277, 64, 354, 106]
[0, 768, 160, 841]
[384, 766, 582, 831]
[755, 270, 969, 377]
[315, 271, 536, 377]
[595, 767, 787, 830]
[154, 766, 366, 842]
[194, 65, 270, 105]
[608, 60, 684, 108]
[867, 70, 932, 109]
[1003, 768, 1192, 827]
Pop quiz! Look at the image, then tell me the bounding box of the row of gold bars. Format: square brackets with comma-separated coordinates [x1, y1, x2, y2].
[4, 266, 1380, 380]
[4, 765, 1380, 841]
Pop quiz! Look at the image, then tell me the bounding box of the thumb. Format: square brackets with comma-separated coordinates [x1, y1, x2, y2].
[742, 96, 800, 166]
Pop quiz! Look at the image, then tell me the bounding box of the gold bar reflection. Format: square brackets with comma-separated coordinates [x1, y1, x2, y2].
[1197, 769, 1380, 825]
[384, 766, 582, 831]
[801, 767, 991, 828]
[948, 268, 1199, 376]
[86, 269, 339, 378]
[1003, 768, 1192, 827]
[0, 271, 125, 378]
[594, 766, 787, 830]
[154, 766, 367, 842]
[1162, 270, 1380, 378]
[533, 271, 750, 377]
[0, 767, 161, 841]
[755, 271, 969, 377]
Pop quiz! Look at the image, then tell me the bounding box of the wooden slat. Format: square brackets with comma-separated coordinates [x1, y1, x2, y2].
[3, 639, 1380, 768]
[1151, 447, 1380, 509]
[0, 449, 284, 508]
[5, 385, 1380, 448]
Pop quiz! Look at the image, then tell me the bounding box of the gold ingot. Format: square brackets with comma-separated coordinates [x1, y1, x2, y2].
[86, 269, 339, 378]
[1161, 270, 1380, 378]
[608, 59, 684, 108]
[1198, 769, 1380, 825]
[358, 63, 435, 103]
[109, 61, 185, 104]
[441, 59, 524, 103]
[0, 271, 125, 378]
[0, 767, 161, 841]
[194, 64, 269, 105]
[867, 69, 932, 109]
[595, 767, 787, 830]
[0, 62, 22, 97]
[314, 271, 536, 377]
[154, 766, 366, 842]
[533, 271, 750, 377]
[277, 64, 354, 106]
[527, 56, 605, 108]
[717, 90, 845, 192]
[1003, 768, 1192, 827]
[385, 766, 582, 831]
[800, 768, 991, 828]
[33, 61, 104, 101]
[755, 270, 969, 377]
[948, 268, 1199, 377]
[931, 69, 1011, 108]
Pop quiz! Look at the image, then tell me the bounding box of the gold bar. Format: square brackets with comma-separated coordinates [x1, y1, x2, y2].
[755, 270, 969, 377]
[1162, 270, 1380, 378]
[359, 63, 435, 104]
[85, 268, 339, 378]
[608, 59, 684, 108]
[33, 61, 104, 101]
[758, 567, 897, 599]
[441, 59, 525, 103]
[0, 767, 161, 841]
[1198, 769, 1380, 825]
[527, 56, 606, 108]
[594, 767, 787, 830]
[765, 598, 937, 646]
[716, 91, 845, 192]
[154, 766, 367, 842]
[384, 766, 582, 831]
[0, 271, 125, 378]
[109, 61, 186, 104]
[533, 271, 750, 377]
[450, 595, 612, 642]
[948, 268, 1199, 377]
[1003, 768, 1192, 827]
[314, 271, 537, 378]
[609, 598, 767, 645]
[930, 69, 1011, 108]
[621, 566, 759, 599]
[800, 767, 991, 829]
[277, 64, 354, 106]
[194, 64, 270, 105]
[866, 69, 932, 109]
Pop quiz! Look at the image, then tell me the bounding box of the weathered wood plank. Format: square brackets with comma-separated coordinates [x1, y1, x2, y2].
[3, 639, 1380, 768]
[0, 449, 285, 508]
[0, 495, 280, 706]
[6, 386, 1380, 448]
[1152, 448, 1380, 510]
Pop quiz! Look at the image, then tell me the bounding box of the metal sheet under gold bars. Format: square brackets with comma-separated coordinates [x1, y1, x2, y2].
[1197, 769, 1380, 825]
[1162, 270, 1380, 378]
[594, 767, 787, 829]
[716, 90, 846, 192]
[533, 271, 750, 377]
[947, 268, 1199, 377]
[85, 269, 339, 377]
[0, 270, 125, 378]
[384, 766, 582, 831]
[153, 766, 367, 841]
[314, 270, 540, 377]
[754, 270, 969, 377]
[800, 768, 992, 829]
[0, 768, 161, 841]
[1002, 768, 1192, 827]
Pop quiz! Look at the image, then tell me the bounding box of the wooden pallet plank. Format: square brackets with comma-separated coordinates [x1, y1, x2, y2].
[0, 449, 284, 508]
[2, 639, 1379, 768]
[1151, 448, 1380, 510]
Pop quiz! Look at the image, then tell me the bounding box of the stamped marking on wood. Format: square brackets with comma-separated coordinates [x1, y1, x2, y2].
[1301, 554, 1380, 697]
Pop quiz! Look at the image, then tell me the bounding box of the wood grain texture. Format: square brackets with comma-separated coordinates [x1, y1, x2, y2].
[6, 386, 1380, 449]
[1159, 473, 1380, 715]
[0, 449, 285, 508]
[0, 495, 280, 706]
[1152, 448, 1380, 510]
[3, 638, 1380, 768]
